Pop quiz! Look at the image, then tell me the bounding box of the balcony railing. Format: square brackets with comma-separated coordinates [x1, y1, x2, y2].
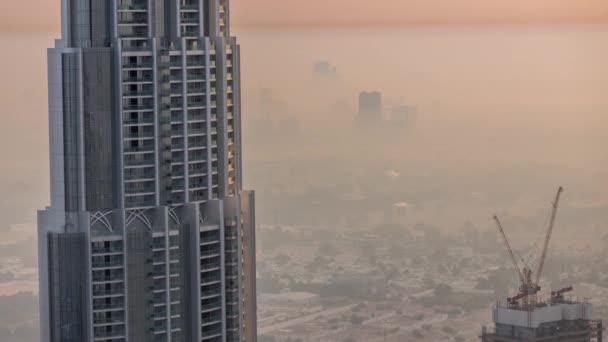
[123, 76, 153, 83]
[123, 103, 154, 111]
[123, 62, 153, 69]
[93, 287, 124, 297]
[200, 248, 220, 258]
[180, 18, 199, 24]
[118, 2, 148, 11]
[118, 18, 148, 25]
[123, 90, 154, 98]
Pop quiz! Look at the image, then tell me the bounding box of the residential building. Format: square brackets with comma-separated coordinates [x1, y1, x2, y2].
[356, 91, 383, 126]
[38, 1, 256, 341]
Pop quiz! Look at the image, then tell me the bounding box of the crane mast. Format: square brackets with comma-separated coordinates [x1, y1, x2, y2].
[535, 186, 564, 285]
[493, 216, 525, 285]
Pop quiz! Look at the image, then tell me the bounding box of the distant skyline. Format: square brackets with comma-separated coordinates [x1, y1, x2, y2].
[3, 0, 608, 32]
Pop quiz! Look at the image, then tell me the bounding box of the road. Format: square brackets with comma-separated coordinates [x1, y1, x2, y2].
[309, 311, 399, 340]
[367, 313, 449, 342]
[258, 303, 359, 334]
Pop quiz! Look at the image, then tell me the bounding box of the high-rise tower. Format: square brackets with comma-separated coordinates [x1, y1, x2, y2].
[356, 91, 382, 127]
[481, 296, 603, 341]
[38, 1, 256, 341]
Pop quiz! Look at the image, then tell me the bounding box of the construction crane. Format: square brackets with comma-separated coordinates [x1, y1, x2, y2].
[493, 186, 564, 309]
[535, 186, 564, 285]
[494, 215, 539, 307]
[551, 286, 573, 304]
[493, 216, 526, 287]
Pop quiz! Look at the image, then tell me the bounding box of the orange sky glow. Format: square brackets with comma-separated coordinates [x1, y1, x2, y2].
[2, 0, 608, 31]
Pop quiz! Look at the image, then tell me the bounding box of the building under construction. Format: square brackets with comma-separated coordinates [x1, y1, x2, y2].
[481, 294, 603, 341]
[481, 187, 603, 341]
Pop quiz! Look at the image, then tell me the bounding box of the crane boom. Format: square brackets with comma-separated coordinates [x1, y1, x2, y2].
[493, 215, 526, 285]
[535, 186, 564, 284]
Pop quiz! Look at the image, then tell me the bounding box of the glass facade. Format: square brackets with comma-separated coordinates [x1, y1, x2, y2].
[38, 1, 256, 342]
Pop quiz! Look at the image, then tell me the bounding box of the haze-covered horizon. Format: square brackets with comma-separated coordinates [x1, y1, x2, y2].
[3, 1, 608, 31]
[2, 25, 607, 229]
[1, 23, 608, 342]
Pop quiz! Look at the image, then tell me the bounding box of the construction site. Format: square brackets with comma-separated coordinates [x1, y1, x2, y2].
[481, 187, 604, 342]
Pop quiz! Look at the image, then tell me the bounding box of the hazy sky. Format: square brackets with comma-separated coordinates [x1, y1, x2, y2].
[2, 0, 608, 31]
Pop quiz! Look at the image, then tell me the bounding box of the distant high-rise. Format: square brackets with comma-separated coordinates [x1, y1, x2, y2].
[38, 1, 257, 342]
[357, 91, 383, 126]
[312, 61, 338, 79]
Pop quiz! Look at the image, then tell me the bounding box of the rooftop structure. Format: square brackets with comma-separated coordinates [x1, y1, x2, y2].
[481, 296, 603, 341]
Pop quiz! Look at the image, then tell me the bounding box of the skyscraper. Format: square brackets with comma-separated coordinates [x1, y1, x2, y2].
[356, 91, 383, 126]
[38, 1, 256, 341]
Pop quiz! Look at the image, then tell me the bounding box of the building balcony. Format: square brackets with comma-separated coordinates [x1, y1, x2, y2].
[200, 248, 220, 258]
[92, 277, 124, 285]
[187, 111, 206, 121]
[201, 318, 221, 327]
[123, 90, 154, 99]
[93, 317, 126, 327]
[188, 170, 207, 177]
[188, 87, 205, 95]
[122, 62, 153, 70]
[123, 76, 153, 84]
[125, 196, 156, 209]
[124, 165, 155, 179]
[180, 18, 199, 24]
[122, 106, 155, 114]
[117, 1, 148, 11]
[93, 287, 124, 297]
[124, 158, 155, 168]
[92, 262, 124, 271]
[181, 31, 199, 38]
[188, 127, 206, 136]
[93, 327, 126, 338]
[118, 19, 148, 26]
[225, 269, 240, 279]
[92, 245, 123, 255]
[187, 74, 205, 81]
[201, 291, 221, 301]
[124, 117, 154, 125]
[124, 135, 155, 144]
[180, 4, 198, 11]
[200, 303, 221, 313]
[125, 186, 156, 195]
[121, 42, 152, 51]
